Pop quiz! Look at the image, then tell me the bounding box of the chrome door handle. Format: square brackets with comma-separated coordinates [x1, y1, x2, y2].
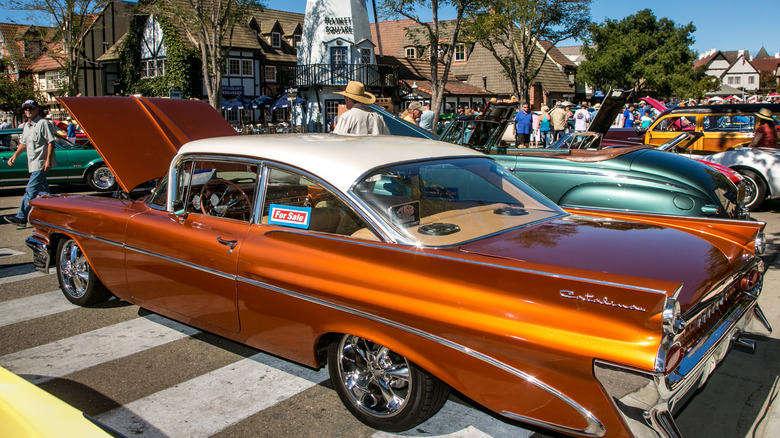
[216, 237, 238, 254]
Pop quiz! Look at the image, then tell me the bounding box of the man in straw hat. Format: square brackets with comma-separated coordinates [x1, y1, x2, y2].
[749, 108, 778, 149]
[333, 81, 390, 135]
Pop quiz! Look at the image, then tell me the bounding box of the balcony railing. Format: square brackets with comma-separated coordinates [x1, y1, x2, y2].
[276, 64, 399, 89]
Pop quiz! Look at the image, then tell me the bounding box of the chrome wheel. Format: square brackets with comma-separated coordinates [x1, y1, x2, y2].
[58, 240, 89, 299]
[88, 165, 116, 191]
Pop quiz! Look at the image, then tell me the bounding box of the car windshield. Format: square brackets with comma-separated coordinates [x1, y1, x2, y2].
[352, 157, 564, 247]
[439, 119, 502, 150]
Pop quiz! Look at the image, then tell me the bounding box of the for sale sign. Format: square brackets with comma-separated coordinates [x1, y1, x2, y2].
[268, 204, 311, 229]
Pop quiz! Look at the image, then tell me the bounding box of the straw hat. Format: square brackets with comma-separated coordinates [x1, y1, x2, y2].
[755, 108, 774, 121]
[335, 81, 376, 104]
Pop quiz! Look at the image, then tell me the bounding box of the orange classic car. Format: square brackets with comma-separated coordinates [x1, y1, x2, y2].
[25, 96, 772, 438]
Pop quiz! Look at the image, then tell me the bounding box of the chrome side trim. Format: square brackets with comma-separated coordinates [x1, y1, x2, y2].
[237, 275, 606, 437]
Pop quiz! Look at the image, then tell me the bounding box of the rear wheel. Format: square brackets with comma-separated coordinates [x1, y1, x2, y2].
[739, 169, 767, 210]
[87, 164, 116, 192]
[328, 334, 449, 432]
[56, 238, 112, 306]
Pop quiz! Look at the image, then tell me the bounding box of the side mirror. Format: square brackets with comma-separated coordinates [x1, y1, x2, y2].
[635, 126, 647, 135]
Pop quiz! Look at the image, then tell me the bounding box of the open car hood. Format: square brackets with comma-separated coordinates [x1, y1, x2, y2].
[588, 89, 632, 134]
[58, 96, 238, 192]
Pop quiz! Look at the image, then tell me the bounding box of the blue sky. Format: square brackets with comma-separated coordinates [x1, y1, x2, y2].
[2, 0, 777, 56]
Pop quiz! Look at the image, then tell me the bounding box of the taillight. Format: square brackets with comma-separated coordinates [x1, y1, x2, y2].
[664, 344, 684, 374]
[740, 268, 762, 294]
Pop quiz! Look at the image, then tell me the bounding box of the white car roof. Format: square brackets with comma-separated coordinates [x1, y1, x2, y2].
[178, 134, 485, 193]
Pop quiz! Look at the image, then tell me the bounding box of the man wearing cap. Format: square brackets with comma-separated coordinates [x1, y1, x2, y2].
[749, 108, 778, 148]
[404, 101, 422, 125]
[4, 100, 57, 226]
[333, 81, 390, 135]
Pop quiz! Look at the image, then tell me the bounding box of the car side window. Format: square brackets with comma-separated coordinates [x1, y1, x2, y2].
[703, 115, 754, 132]
[176, 159, 258, 222]
[653, 116, 695, 132]
[260, 167, 374, 239]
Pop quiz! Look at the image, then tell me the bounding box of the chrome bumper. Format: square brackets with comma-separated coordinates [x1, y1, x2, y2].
[25, 236, 50, 273]
[595, 296, 771, 438]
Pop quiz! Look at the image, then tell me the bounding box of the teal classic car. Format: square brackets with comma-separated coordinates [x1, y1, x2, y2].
[0, 129, 116, 192]
[436, 91, 748, 220]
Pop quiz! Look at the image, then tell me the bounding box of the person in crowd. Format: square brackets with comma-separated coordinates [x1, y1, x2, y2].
[419, 105, 435, 132]
[550, 103, 567, 141]
[4, 100, 57, 226]
[538, 105, 552, 147]
[332, 81, 389, 135]
[514, 103, 533, 148]
[573, 103, 590, 132]
[66, 117, 77, 143]
[638, 101, 648, 119]
[531, 110, 540, 147]
[640, 112, 654, 129]
[749, 108, 778, 148]
[404, 101, 422, 125]
[622, 104, 635, 128]
[0, 118, 11, 148]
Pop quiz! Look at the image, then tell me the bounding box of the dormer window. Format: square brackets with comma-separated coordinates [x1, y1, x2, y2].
[454, 44, 466, 62]
[271, 32, 281, 48]
[294, 35, 301, 49]
[360, 48, 371, 64]
[405, 47, 416, 59]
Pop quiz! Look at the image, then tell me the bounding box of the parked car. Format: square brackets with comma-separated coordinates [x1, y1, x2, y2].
[0, 129, 116, 192]
[25, 96, 771, 438]
[659, 139, 780, 210]
[640, 103, 780, 152]
[438, 91, 749, 220]
[0, 366, 120, 437]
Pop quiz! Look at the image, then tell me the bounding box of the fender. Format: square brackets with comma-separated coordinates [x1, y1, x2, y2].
[558, 182, 714, 217]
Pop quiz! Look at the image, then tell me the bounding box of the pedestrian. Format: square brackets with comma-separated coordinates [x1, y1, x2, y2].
[4, 100, 57, 226]
[638, 101, 648, 118]
[404, 101, 422, 125]
[531, 110, 540, 147]
[419, 105, 435, 132]
[0, 118, 11, 148]
[622, 104, 635, 128]
[573, 103, 590, 132]
[538, 105, 552, 147]
[550, 103, 567, 141]
[66, 117, 77, 143]
[332, 81, 390, 135]
[514, 103, 532, 148]
[749, 108, 778, 148]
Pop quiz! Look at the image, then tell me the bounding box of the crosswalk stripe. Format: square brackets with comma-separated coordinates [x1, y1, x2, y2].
[0, 314, 200, 384]
[0, 264, 54, 285]
[96, 352, 329, 438]
[0, 247, 25, 258]
[0, 290, 77, 327]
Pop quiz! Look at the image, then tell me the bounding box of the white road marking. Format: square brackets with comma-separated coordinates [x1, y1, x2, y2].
[0, 264, 55, 284]
[0, 290, 76, 327]
[0, 314, 199, 384]
[0, 247, 25, 258]
[96, 352, 329, 438]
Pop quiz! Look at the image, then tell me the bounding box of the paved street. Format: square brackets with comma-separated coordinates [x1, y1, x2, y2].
[1, 184, 779, 438]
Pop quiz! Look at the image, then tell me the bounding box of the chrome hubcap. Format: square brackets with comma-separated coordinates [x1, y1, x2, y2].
[59, 241, 89, 298]
[92, 167, 116, 189]
[337, 335, 410, 417]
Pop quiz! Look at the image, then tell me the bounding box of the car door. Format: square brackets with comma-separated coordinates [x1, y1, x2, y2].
[124, 158, 259, 334]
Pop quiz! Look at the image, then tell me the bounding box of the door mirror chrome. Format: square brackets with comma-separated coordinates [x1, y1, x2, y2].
[170, 200, 188, 220]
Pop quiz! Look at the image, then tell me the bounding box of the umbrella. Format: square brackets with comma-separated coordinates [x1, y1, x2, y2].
[271, 94, 307, 111]
[708, 96, 724, 102]
[222, 98, 244, 110]
[252, 95, 274, 108]
[768, 92, 780, 98]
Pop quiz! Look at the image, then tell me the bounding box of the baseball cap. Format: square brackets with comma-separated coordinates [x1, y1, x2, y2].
[22, 99, 40, 109]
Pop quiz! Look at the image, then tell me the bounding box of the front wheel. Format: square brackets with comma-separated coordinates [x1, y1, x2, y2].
[739, 169, 767, 211]
[328, 334, 449, 432]
[56, 238, 112, 306]
[87, 164, 117, 192]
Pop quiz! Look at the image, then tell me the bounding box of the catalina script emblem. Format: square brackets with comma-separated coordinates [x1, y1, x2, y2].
[560, 290, 647, 312]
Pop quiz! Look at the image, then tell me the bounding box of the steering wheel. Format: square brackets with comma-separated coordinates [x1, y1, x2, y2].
[199, 178, 251, 220]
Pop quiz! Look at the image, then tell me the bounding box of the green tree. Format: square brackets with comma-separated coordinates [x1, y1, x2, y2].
[578, 9, 697, 100]
[7, 0, 110, 97]
[380, 0, 483, 129]
[0, 58, 38, 120]
[145, 0, 263, 110]
[463, 0, 591, 104]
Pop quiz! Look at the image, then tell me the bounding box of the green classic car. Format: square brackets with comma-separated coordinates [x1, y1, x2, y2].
[436, 90, 749, 220]
[0, 129, 116, 192]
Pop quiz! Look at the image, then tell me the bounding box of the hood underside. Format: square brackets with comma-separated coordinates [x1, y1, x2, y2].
[58, 96, 238, 192]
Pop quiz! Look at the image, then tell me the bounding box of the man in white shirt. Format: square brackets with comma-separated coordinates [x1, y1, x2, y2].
[573, 103, 590, 132]
[333, 81, 390, 135]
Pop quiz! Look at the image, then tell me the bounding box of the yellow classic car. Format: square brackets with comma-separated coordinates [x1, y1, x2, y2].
[24, 96, 771, 438]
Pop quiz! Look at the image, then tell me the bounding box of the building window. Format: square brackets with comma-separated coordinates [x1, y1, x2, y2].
[294, 35, 301, 50]
[44, 70, 66, 90]
[454, 44, 466, 62]
[360, 48, 371, 64]
[271, 32, 281, 48]
[405, 47, 416, 59]
[140, 58, 166, 78]
[265, 66, 277, 83]
[748, 76, 755, 85]
[227, 58, 253, 77]
[140, 16, 167, 79]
